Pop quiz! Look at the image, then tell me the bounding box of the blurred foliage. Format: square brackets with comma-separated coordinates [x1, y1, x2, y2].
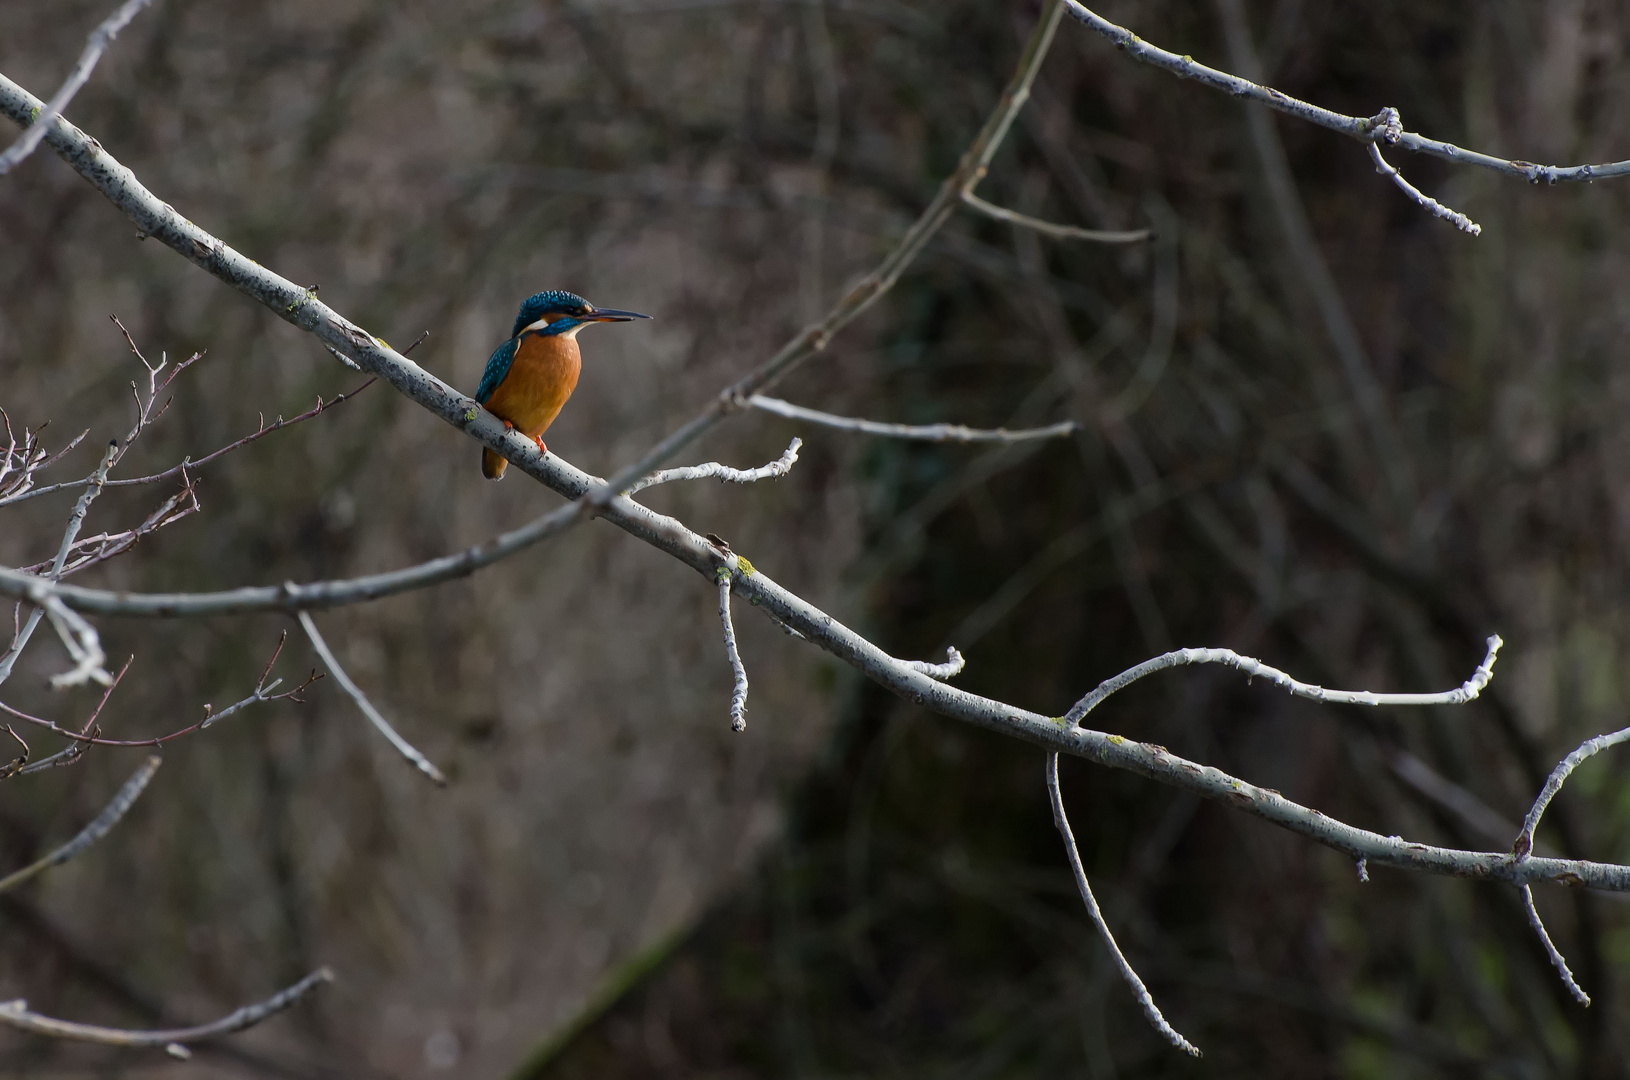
[3, 0, 1630, 1077]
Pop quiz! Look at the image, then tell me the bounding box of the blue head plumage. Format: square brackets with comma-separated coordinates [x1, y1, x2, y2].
[511, 290, 591, 338]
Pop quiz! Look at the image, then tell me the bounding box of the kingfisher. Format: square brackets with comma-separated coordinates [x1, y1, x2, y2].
[475, 290, 651, 479]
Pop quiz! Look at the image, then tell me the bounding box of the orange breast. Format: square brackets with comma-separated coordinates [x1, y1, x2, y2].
[482, 333, 582, 439]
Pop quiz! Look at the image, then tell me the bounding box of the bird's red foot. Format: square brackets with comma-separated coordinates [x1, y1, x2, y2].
[502, 420, 515, 431]
[534, 436, 548, 455]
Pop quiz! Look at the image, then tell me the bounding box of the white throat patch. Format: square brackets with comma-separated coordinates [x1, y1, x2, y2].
[522, 317, 589, 340]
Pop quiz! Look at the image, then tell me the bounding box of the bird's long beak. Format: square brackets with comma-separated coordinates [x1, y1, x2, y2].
[585, 308, 652, 322]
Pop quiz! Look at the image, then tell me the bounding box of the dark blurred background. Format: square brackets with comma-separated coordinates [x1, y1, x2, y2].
[2, 0, 1629, 1076]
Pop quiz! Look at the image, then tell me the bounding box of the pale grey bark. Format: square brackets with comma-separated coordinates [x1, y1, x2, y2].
[749, 395, 1079, 443]
[0, 0, 156, 174]
[0, 756, 159, 893]
[1065, 1, 1630, 183]
[297, 612, 447, 786]
[0, 968, 333, 1053]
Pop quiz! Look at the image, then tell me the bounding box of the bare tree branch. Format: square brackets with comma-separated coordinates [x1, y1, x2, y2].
[0, 378, 376, 509]
[1512, 722, 1630, 861]
[1367, 135, 1480, 235]
[0, 755, 159, 894]
[716, 568, 750, 732]
[1046, 752, 1201, 1056]
[626, 438, 801, 495]
[0, 444, 119, 691]
[0, 968, 333, 1052]
[0, 0, 156, 175]
[747, 395, 1079, 443]
[0, 500, 582, 617]
[960, 190, 1151, 243]
[1065, 636, 1502, 725]
[1063, 1, 1630, 185]
[1520, 884, 1590, 1007]
[297, 611, 446, 786]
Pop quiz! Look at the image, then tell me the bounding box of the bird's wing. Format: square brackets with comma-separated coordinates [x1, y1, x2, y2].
[476, 337, 518, 405]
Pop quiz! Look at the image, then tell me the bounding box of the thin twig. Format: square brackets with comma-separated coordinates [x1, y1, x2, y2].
[1367, 138, 1481, 235]
[1512, 722, 1630, 860]
[0, 0, 156, 175]
[1064, 636, 1501, 726]
[625, 438, 802, 495]
[296, 611, 446, 785]
[905, 647, 964, 681]
[1046, 752, 1201, 1055]
[0, 755, 160, 894]
[0, 725, 27, 779]
[3, 445, 120, 691]
[0, 378, 376, 508]
[1520, 884, 1590, 1007]
[748, 395, 1079, 443]
[716, 568, 749, 732]
[0, 639, 315, 747]
[18, 482, 199, 577]
[960, 190, 1150, 243]
[0, 968, 333, 1051]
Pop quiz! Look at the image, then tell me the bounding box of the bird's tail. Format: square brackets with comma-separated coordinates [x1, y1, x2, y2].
[482, 448, 508, 480]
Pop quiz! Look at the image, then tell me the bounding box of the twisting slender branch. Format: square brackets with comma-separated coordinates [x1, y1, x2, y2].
[0, 968, 333, 1051]
[1367, 139, 1480, 235]
[747, 395, 1079, 443]
[0, 637, 316, 748]
[1062, 1, 1630, 185]
[625, 438, 801, 495]
[1046, 752, 1201, 1056]
[716, 568, 750, 732]
[0, 0, 156, 175]
[10, 658, 124, 774]
[297, 611, 447, 786]
[0, 756, 159, 894]
[960, 191, 1150, 243]
[1520, 884, 1590, 1007]
[1512, 722, 1630, 860]
[1064, 636, 1501, 726]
